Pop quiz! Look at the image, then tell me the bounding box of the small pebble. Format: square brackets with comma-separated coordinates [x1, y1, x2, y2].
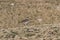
[37, 18, 42, 22]
[10, 3, 15, 6]
[56, 5, 60, 11]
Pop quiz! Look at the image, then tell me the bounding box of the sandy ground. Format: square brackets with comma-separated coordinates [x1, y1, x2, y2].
[0, 0, 60, 40]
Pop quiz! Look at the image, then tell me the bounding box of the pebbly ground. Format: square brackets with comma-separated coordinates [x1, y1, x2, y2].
[0, 0, 60, 40]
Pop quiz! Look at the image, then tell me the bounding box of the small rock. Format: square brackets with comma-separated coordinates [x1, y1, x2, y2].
[37, 18, 42, 22]
[14, 35, 20, 40]
[56, 5, 60, 11]
[10, 3, 15, 6]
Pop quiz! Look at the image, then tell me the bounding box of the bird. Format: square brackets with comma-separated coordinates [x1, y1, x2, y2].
[21, 18, 30, 25]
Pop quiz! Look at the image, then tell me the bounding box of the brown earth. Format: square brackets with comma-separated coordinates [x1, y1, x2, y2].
[0, 0, 60, 40]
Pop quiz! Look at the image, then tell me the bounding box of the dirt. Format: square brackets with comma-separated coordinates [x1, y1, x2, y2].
[0, 0, 60, 40]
